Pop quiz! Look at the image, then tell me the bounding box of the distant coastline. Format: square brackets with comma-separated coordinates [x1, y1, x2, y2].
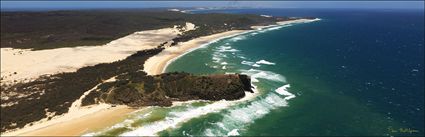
[155, 18, 321, 75]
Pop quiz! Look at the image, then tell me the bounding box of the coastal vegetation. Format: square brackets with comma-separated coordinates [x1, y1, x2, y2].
[1, 10, 281, 50]
[0, 48, 163, 132]
[82, 72, 253, 107]
[0, 9, 281, 133]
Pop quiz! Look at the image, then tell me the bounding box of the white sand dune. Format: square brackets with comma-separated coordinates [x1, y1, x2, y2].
[0, 22, 197, 84]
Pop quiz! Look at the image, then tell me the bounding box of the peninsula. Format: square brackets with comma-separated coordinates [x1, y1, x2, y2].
[1, 9, 317, 135]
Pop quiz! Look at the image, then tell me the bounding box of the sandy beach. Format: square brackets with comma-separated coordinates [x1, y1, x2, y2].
[1, 19, 313, 136]
[2, 104, 134, 136]
[144, 18, 320, 75]
[144, 30, 247, 75]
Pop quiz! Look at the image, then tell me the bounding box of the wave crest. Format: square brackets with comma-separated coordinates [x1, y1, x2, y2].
[240, 69, 286, 83]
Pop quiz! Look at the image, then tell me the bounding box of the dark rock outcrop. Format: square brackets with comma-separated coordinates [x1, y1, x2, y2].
[238, 74, 254, 93]
[82, 72, 253, 107]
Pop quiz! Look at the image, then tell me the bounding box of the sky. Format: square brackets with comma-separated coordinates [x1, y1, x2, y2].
[1, 1, 424, 10]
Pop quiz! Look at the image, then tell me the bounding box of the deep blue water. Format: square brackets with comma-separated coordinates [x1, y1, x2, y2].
[163, 9, 424, 136]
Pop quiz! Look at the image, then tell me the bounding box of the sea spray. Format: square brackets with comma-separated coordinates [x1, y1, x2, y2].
[189, 85, 296, 136]
[240, 69, 287, 83]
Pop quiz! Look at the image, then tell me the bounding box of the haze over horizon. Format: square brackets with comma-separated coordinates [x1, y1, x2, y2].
[1, 1, 424, 11]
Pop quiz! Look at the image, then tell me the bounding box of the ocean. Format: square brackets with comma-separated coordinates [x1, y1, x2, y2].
[88, 8, 424, 136]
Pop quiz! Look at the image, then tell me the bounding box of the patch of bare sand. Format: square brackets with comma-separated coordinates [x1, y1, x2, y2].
[2, 104, 134, 136]
[0, 23, 197, 84]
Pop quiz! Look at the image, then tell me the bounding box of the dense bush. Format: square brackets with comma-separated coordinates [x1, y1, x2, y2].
[0, 48, 163, 132]
[1, 10, 279, 50]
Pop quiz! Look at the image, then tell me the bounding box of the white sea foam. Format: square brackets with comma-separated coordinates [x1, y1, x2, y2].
[119, 102, 230, 136]
[212, 56, 221, 63]
[265, 26, 285, 31]
[227, 129, 240, 136]
[212, 52, 225, 63]
[252, 64, 261, 67]
[204, 128, 215, 136]
[220, 62, 228, 65]
[219, 46, 232, 50]
[229, 35, 247, 42]
[241, 61, 255, 66]
[216, 122, 228, 131]
[256, 60, 275, 65]
[217, 46, 239, 52]
[240, 69, 286, 83]
[250, 32, 259, 36]
[242, 59, 275, 68]
[260, 15, 272, 18]
[117, 86, 258, 136]
[257, 25, 287, 33]
[212, 50, 229, 63]
[201, 88, 295, 136]
[275, 84, 296, 100]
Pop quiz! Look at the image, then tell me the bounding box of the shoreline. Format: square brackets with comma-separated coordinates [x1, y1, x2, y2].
[144, 30, 248, 75]
[145, 18, 321, 75]
[2, 18, 319, 136]
[2, 105, 134, 136]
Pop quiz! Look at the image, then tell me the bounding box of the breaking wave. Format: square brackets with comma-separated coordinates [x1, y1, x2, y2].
[240, 69, 286, 83]
[198, 84, 296, 136]
[119, 102, 230, 136]
[256, 24, 291, 33]
[256, 60, 276, 65]
[241, 61, 255, 66]
[229, 35, 247, 42]
[216, 45, 239, 52]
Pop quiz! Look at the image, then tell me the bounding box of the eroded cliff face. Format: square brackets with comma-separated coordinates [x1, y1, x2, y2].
[82, 72, 253, 107]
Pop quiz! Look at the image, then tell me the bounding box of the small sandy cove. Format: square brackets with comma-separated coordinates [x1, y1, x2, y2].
[1, 19, 316, 136]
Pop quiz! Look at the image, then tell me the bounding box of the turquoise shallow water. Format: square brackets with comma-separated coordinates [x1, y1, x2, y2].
[86, 9, 424, 136]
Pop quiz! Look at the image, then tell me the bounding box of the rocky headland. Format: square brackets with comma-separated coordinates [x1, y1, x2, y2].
[82, 71, 253, 107]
